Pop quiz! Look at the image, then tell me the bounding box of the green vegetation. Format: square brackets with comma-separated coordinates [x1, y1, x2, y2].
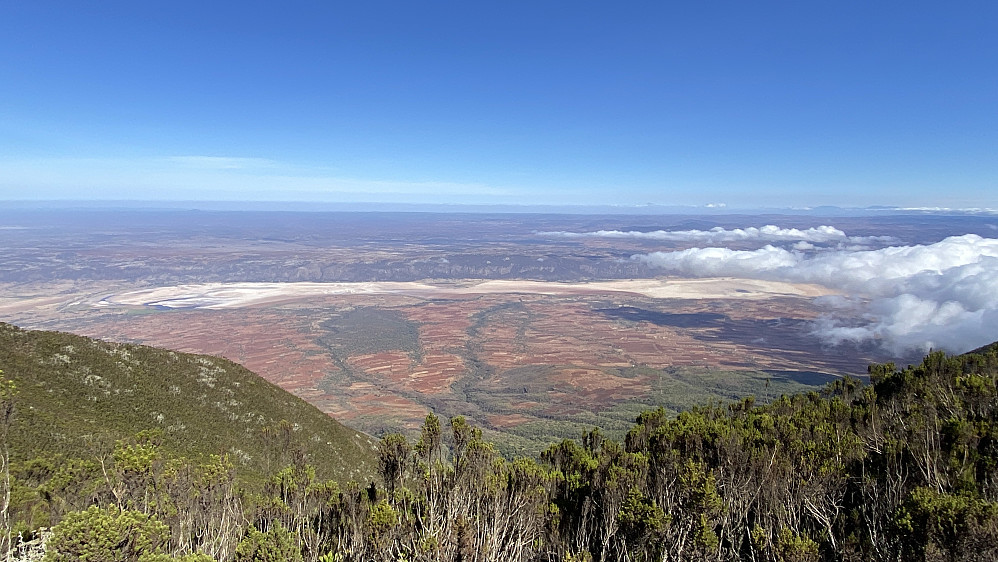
[466, 364, 837, 457]
[318, 308, 422, 363]
[0, 322, 376, 487]
[4, 321, 998, 560]
[43, 505, 171, 561]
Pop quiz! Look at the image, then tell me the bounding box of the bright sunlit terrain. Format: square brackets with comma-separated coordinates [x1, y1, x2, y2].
[3, 4, 998, 560]
[2, 0, 996, 440]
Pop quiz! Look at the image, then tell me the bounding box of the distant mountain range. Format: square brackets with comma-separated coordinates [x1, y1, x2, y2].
[2, 199, 996, 215]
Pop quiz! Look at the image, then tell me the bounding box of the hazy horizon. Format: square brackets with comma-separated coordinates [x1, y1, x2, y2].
[3, 198, 997, 216]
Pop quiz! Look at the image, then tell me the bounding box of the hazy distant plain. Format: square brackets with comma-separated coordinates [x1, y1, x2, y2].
[2, 209, 994, 450]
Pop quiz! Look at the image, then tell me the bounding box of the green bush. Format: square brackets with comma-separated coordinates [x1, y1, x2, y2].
[233, 521, 302, 562]
[44, 505, 170, 562]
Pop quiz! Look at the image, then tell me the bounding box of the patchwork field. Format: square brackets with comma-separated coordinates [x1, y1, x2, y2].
[4, 209, 964, 454]
[1, 278, 883, 454]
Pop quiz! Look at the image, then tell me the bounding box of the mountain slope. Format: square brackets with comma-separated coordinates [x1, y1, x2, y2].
[0, 322, 376, 484]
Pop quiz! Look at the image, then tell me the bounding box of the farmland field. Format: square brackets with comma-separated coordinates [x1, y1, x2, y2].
[2, 208, 981, 453]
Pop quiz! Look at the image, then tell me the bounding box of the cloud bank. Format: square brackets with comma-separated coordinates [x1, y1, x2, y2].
[633, 234, 998, 355]
[540, 225, 892, 247]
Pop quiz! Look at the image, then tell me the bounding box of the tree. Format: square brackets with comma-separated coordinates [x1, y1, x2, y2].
[1, 371, 15, 557]
[377, 434, 411, 498]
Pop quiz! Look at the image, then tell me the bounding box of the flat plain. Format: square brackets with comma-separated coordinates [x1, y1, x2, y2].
[3, 208, 987, 453]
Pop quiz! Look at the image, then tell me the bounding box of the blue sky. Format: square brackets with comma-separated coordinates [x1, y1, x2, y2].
[1, 1, 995, 208]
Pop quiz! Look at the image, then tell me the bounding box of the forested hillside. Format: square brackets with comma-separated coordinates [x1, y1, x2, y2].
[0, 322, 377, 485]
[2, 326, 998, 561]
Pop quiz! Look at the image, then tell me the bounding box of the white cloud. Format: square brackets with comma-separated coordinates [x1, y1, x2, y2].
[540, 225, 892, 246]
[634, 245, 798, 277]
[897, 207, 998, 215]
[634, 234, 998, 354]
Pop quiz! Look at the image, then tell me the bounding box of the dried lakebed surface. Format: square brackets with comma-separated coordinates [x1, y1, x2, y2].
[97, 278, 833, 309]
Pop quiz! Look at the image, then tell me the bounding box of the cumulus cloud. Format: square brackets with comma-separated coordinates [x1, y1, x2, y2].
[540, 225, 892, 246]
[822, 293, 998, 355]
[634, 245, 798, 277]
[634, 234, 998, 355]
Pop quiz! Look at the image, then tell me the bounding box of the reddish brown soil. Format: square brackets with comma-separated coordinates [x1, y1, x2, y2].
[59, 291, 877, 436]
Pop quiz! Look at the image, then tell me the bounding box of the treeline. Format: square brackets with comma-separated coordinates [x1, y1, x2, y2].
[4, 346, 998, 561]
